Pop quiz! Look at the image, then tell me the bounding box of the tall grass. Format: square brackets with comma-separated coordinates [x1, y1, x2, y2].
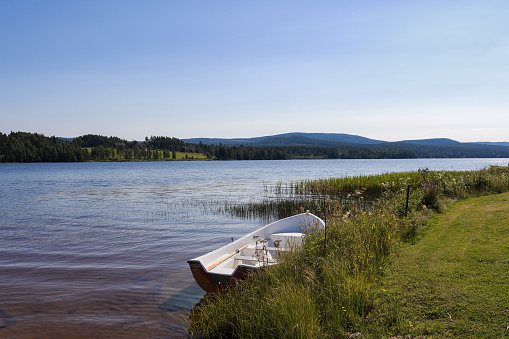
[289, 166, 509, 201]
[188, 166, 509, 338]
[190, 200, 399, 338]
[285, 171, 423, 198]
[217, 198, 325, 222]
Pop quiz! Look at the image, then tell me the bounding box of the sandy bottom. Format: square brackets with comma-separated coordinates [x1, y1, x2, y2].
[0, 271, 204, 338]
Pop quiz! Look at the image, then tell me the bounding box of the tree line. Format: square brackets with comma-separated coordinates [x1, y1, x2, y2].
[0, 131, 419, 163]
[0, 132, 86, 162]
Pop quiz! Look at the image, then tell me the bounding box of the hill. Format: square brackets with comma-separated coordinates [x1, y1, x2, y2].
[397, 138, 460, 146]
[377, 140, 508, 158]
[184, 133, 509, 158]
[475, 141, 509, 147]
[184, 132, 383, 146]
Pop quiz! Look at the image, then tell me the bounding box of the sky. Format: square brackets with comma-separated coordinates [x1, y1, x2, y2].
[1, 1, 508, 142]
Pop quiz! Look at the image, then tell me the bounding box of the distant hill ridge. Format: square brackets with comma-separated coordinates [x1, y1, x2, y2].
[183, 133, 509, 158]
[184, 133, 509, 147]
[184, 132, 381, 146]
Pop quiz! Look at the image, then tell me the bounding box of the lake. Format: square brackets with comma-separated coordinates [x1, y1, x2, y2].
[1, 158, 508, 337]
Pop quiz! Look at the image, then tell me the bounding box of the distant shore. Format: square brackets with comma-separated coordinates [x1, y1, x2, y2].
[3, 131, 509, 163]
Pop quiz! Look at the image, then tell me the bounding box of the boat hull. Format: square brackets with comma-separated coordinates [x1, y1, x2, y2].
[188, 260, 256, 293]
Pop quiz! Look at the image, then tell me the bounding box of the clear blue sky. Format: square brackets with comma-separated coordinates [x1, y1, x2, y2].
[1, 1, 508, 142]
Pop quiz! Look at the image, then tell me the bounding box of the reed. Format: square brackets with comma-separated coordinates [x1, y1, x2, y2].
[289, 166, 509, 199]
[285, 171, 423, 198]
[217, 198, 324, 222]
[188, 166, 509, 338]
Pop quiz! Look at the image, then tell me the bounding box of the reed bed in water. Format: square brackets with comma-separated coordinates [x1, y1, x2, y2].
[281, 172, 423, 197]
[189, 166, 509, 338]
[291, 166, 509, 200]
[221, 166, 509, 223]
[217, 197, 365, 223]
[217, 198, 323, 222]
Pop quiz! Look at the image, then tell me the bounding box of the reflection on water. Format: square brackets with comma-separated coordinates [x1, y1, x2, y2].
[1, 159, 507, 337]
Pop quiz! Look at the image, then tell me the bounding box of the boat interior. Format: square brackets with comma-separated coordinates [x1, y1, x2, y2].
[208, 232, 304, 275]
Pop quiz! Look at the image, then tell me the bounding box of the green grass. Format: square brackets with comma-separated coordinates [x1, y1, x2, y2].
[380, 193, 509, 338]
[188, 167, 509, 338]
[189, 200, 401, 338]
[291, 166, 509, 202]
[172, 151, 208, 160]
[289, 171, 424, 197]
[84, 147, 208, 161]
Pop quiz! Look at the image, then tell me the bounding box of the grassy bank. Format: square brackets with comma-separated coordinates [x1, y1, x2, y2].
[188, 166, 509, 338]
[381, 192, 509, 338]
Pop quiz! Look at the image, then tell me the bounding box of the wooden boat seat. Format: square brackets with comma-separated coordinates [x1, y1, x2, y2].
[210, 267, 235, 274]
[269, 232, 304, 247]
[264, 246, 289, 252]
[233, 255, 259, 261]
[246, 244, 287, 251]
[233, 255, 276, 264]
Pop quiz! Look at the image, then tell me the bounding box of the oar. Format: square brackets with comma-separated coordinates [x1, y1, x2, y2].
[207, 244, 249, 271]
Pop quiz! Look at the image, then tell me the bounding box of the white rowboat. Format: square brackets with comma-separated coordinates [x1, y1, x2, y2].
[188, 213, 325, 293]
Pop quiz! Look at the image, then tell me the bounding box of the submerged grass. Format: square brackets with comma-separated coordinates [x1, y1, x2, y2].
[188, 166, 509, 338]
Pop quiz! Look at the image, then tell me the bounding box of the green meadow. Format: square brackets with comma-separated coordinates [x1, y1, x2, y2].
[189, 166, 509, 338]
[164, 151, 208, 160]
[85, 147, 208, 161]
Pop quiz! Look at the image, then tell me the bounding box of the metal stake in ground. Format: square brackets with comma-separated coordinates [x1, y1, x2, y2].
[405, 184, 410, 216]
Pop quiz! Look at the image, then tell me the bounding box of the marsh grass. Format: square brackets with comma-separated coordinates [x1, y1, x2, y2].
[290, 166, 509, 209]
[189, 166, 509, 338]
[221, 167, 509, 224]
[217, 198, 326, 222]
[219, 190, 369, 223]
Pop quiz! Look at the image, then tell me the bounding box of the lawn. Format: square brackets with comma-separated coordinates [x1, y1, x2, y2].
[383, 192, 509, 338]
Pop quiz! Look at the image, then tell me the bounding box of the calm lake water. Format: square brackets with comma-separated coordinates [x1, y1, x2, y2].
[1, 158, 508, 337]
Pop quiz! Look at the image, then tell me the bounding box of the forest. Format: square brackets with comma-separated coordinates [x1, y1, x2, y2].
[0, 133, 194, 163]
[0, 131, 504, 163]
